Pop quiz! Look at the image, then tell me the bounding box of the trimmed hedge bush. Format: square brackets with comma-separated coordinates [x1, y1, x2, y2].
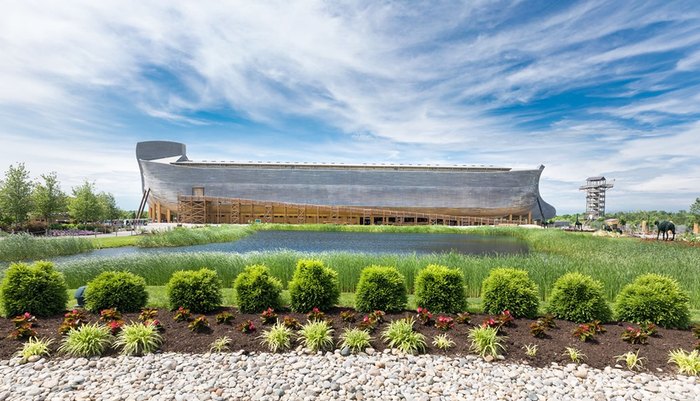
[481, 268, 539, 318]
[233, 264, 283, 313]
[614, 273, 690, 329]
[84, 271, 148, 313]
[414, 264, 466, 313]
[547, 272, 612, 323]
[0, 261, 68, 317]
[355, 265, 407, 312]
[166, 268, 222, 313]
[289, 259, 340, 312]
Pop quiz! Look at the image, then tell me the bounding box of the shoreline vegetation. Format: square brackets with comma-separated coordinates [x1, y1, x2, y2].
[0, 225, 254, 261]
[2, 224, 700, 309]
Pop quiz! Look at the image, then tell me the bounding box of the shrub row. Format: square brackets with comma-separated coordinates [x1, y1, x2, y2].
[0, 261, 691, 329]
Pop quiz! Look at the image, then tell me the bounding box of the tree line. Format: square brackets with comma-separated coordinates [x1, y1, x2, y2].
[0, 163, 129, 230]
[556, 198, 700, 228]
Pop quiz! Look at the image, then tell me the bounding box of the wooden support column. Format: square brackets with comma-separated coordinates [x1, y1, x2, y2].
[156, 202, 161, 223]
[166, 208, 171, 223]
[528, 212, 532, 224]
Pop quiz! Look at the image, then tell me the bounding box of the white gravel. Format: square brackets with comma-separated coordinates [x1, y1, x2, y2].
[1, 350, 698, 401]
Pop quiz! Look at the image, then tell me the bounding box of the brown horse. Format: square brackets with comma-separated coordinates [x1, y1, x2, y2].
[654, 220, 676, 241]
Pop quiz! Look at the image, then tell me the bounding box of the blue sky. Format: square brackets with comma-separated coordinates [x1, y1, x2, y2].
[1, 1, 700, 214]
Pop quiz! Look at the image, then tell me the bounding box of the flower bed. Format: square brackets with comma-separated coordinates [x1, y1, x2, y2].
[1, 308, 697, 375]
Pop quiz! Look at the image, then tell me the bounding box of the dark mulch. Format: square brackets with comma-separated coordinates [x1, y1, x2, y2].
[1, 308, 697, 375]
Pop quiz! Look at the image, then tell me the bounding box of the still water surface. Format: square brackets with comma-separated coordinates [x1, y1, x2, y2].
[51, 230, 528, 263]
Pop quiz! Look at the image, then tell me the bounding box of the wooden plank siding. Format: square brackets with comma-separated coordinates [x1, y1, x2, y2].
[173, 195, 529, 226]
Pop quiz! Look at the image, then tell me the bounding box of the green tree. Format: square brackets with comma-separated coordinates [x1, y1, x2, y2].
[69, 181, 103, 224]
[0, 163, 34, 225]
[97, 192, 121, 220]
[690, 198, 700, 223]
[32, 172, 67, 231]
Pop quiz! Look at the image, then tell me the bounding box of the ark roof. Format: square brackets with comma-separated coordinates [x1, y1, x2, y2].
[172, 159, 512, 172]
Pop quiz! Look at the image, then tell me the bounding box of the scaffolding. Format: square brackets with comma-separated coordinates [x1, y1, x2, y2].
[175, 195, 533, 226]
[579, 176, 614, 220]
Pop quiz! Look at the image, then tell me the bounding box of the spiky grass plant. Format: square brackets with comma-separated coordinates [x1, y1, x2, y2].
[58, 323, 112, 357]
[563, 347, 586, 363]
[381, 317, 426, 355]
[523, 344, 538, 357]
[615, 350, 646, 371]
[299, 320, 334, 352]
[468, 326, 505, 358]
[260, 322, 293, 353]
[668, 349, 700, 376]
[16, 337, 54, 360]
[339, 328, 372, 353]
[113, 322, 163, 356]
[432, 334, 455, 351]
[209, 336, 232, 353]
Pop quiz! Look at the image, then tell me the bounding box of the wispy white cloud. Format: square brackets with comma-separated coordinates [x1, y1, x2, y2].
[1, 0, 699, 212]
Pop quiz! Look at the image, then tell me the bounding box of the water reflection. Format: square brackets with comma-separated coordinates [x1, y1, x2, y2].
[50, 230, 528, 263]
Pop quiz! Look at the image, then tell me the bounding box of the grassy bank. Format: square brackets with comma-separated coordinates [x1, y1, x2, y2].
[53, 227, 700, 307]
[90, 235, 140, 248]
[135, 225, 254, 248]
[0, 234, 94, 262]
[253, 223, 484, 234]
[0, 226, 255, 262]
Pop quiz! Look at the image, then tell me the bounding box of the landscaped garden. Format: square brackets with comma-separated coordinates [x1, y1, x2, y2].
[2, 237, 700, 376]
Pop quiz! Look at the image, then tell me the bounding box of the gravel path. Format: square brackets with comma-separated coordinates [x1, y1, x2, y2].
[1, 350, 698, 401]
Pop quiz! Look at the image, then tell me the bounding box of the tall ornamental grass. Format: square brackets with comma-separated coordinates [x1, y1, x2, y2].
[40, 227, 700, 308]
[0, 233, 93, 262]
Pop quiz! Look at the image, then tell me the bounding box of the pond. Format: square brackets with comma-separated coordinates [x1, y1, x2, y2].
[50, 230, 528, 264]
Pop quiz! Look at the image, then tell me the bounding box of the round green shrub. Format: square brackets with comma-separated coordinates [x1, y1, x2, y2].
[547, 272, 612, 323]
[355, 265, 407, 313]
[84, 271, 148, 313]
[414, 264, 467, 314]
[0, 261, 68, 317]
[481, 268, 539, 318]
[289, 259, 340, 312]
[234, 264, 283, 313]
[614, 274, 690, 329]
[166, 268, 222, 313]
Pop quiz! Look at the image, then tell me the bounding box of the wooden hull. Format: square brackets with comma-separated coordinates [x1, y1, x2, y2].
[137, 141, 556, 222]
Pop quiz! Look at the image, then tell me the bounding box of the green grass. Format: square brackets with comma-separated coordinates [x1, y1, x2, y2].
[90, 235, 140, 248]
[19, 225, 700, 313]
[0, 233, 93, 262]
[53, 227, 700, 306]
[0, 226, 256, 263]
[135, 225, 253, 248]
